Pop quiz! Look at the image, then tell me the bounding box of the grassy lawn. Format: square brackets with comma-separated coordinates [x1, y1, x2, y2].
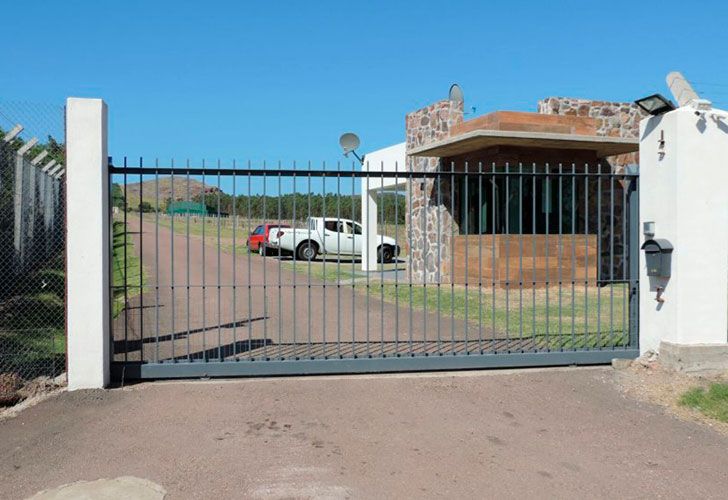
[149, 214, 253, 255]
[0, 256, 66, 378]
[112, 220, 146, 317]
[282, 257, 630, 349]
[369, 282, 629, 348]
[148, 213, 406, 254]
[282, 257, 406, 284]
[149, 213, 300, 243]
[680, 383, 728, 423]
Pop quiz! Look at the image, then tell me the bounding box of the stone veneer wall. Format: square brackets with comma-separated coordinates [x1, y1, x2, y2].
[537, 97, 647, 280]
[405, 96, 645, 284]
[537, 97, 646, 170]
[405, 99, 463, 283]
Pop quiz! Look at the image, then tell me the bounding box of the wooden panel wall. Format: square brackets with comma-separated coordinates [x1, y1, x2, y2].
[451, 234, 598, 287]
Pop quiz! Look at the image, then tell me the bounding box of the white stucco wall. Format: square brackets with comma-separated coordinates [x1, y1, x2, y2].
[66, 98, 110, 390]
[360, 143, 406, 271]
[639, 105, 728, 353]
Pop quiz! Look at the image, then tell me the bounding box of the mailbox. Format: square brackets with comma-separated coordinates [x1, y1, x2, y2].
[641, 238, 673, 277]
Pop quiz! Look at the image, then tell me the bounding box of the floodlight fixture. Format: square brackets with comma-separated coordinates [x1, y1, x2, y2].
[634, 94, 676, 116]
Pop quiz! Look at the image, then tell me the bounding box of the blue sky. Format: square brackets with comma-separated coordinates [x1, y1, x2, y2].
[2, 0, 728, 165]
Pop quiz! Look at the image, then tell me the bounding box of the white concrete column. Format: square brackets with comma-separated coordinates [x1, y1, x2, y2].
[66, 98, 110, 390]
[639, 105, 728, 353]
[361, 182, 379, 272]
[359, 143, 407, 272]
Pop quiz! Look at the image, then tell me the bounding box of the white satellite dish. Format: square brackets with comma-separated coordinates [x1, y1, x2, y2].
[338, 132, 364, 164]
[339, 132, 361, 154]
[449, 84, 464, 104]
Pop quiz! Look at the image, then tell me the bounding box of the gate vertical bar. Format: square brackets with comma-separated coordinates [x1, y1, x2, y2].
[628, 173, 639, 349]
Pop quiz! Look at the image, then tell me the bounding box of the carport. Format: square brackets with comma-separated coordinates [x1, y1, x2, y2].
[360, 142, 406, 272]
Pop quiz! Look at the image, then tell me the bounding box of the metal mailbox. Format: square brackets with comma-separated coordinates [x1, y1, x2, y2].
[641, 238, 673, 277]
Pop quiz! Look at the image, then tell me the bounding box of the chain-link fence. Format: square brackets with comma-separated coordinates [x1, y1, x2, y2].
[0, 102, 65, 404]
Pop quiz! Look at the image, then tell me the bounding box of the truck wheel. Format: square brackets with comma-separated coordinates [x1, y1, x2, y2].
[378, 245, 394, 264]
[297, 241, 318, 261]
[259, 244, 267, 257]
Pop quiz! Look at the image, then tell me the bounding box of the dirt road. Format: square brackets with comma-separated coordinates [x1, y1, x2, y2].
[2, 368, 728, 498]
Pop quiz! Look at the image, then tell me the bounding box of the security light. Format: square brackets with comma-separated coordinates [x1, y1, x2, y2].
[634, 94, 676, 116]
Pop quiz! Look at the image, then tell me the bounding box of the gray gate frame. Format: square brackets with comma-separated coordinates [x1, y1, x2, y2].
[109, 165, 640, 381]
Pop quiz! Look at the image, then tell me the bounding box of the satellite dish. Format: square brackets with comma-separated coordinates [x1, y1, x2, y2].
[449, 84, 464, 104]
[339, 132, 361, 154]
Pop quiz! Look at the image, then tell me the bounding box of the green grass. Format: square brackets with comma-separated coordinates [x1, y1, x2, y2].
[282, 260, 359, 282]
[112, 220, 146, 317]
[679, 383, 728, 423]
[282, 257, 630, 349]
[369, 282, 629, 348]
[149, 213, 407, 253]
[0, 256, 66, 379]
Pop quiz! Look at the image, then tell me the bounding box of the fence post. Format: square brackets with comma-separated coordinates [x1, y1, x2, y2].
[638, 105, 728, 357]
[66, 97, 110, 390]
[13, 150, 26, 268]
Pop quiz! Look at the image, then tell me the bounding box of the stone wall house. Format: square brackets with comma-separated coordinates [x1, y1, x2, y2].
[537, 98, 647, 279]
[404, 96, 643, 285]
[536, 97, 645, 170]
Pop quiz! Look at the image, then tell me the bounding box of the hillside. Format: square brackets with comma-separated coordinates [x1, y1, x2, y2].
[122, 177, 219, 210]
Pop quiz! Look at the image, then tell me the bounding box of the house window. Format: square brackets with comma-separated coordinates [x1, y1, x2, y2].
[457, 171, 577, 235]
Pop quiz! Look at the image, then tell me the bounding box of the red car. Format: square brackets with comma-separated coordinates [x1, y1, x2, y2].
[247, 223, 290, 256]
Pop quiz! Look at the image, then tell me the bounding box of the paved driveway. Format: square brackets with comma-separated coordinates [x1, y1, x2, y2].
[2, 368, 728, 499]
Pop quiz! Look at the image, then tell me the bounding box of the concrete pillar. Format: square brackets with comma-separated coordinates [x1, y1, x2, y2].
[13, 154, 26, 267]
[66, 98, 110, 390]
[359, 143, 406, 272]
[639, 105, 728, 354]
[361, 183, 379, 272]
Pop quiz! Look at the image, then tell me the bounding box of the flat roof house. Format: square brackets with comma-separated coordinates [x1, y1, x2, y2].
[362, 94, 645, 286]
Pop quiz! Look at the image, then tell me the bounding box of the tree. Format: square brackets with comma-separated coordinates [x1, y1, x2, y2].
[111, 184, 126, 210]
[138, 201, 155, 213]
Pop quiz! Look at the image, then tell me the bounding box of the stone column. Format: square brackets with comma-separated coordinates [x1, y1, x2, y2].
[405, 99, 463, 283]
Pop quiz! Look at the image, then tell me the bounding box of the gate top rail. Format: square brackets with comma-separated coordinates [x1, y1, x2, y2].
[109, 163, 639, 179]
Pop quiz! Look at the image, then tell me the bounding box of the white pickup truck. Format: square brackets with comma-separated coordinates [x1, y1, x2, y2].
[268, 217, 399, 263]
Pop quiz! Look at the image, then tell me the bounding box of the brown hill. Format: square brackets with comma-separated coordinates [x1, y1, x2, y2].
[123, 177, 219, 209]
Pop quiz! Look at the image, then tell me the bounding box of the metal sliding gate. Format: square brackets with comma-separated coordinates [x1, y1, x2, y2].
[109, 159, 639, 380]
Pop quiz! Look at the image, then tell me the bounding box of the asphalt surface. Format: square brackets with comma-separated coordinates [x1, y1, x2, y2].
[2, 367, 728, 499]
